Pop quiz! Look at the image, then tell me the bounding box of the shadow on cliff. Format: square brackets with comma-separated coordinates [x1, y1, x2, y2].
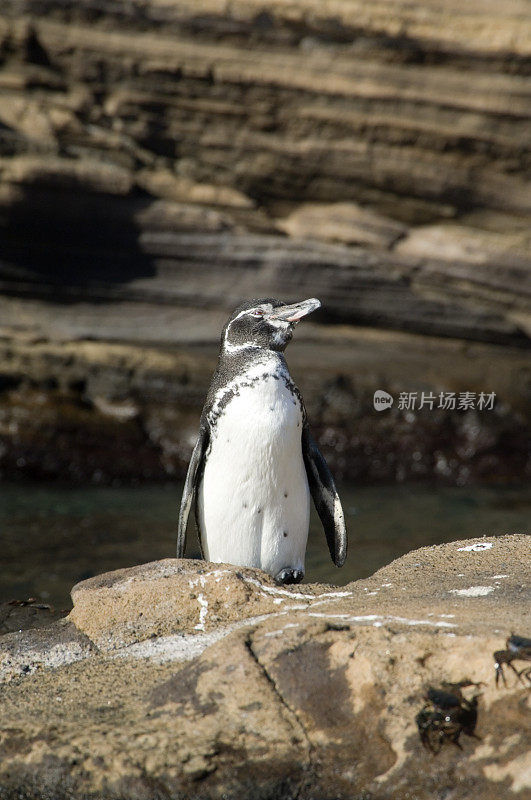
[0, 184, 156, 302]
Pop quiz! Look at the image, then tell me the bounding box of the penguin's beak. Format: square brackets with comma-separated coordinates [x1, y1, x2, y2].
[269, 298, 321, 323]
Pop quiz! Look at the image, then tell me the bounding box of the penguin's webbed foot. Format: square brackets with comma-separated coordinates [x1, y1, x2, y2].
[275, 568, 304, 585]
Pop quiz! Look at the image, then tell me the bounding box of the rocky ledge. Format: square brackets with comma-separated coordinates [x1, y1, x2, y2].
[0, 534, 530, 799]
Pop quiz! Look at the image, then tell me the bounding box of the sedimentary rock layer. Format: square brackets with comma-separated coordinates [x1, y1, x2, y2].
[0, 535, 529, 799]
[0, 0, 530, 342]
[0, 0, 530, 483]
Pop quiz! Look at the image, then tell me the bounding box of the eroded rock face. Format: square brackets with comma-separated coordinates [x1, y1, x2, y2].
[0, 534, 529, 799]
[0, 0, 530, 486]
[68, 558, 343, 650]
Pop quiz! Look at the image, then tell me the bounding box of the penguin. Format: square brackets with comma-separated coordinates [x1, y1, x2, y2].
[177, 298, 347, 584]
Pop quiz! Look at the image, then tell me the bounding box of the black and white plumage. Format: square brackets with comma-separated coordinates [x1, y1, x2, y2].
[177, 297, 347, 584]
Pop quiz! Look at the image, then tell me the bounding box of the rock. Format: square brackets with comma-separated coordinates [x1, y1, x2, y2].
[136, 169, 255, 209]
[0, 0, 529, 343]
[0, 619, 95, 684]
[0, 155, 133, 195]
[0, 598, 66, 636]
[397, 223, 531, 334]
[0, 536, 529, 798]
[0, 0, 530, 487]
[68, 558, 335, 651]
[397, 223, 531, 264]
[277, 202, 407, 248]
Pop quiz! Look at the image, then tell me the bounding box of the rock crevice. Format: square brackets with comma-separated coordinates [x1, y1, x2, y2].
[0, 534, 529, 799]
[244, 631, 314, 784]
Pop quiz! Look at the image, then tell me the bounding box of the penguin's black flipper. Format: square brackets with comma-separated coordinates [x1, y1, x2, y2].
[302, 425, 347, 567]
[177, 423, 209, 558]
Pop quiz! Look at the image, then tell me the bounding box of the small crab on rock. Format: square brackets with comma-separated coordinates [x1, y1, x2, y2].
[493, 634, 531, 687]
[416, 681, 481, 755]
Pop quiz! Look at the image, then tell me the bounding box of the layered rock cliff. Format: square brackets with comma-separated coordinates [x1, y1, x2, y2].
[0, 0, 530, 482]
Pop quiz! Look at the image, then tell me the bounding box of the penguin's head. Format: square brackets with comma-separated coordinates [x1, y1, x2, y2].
[222, 297, 321, 353]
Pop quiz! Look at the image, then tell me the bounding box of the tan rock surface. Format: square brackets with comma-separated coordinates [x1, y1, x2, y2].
[0, 0, 530, 345]
[68, 558, 349, 650]
[0, 535, 529, 798]
[278, 202, 406, 248]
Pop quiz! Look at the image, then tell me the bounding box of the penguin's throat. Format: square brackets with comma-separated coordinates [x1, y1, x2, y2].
[208, 356, 298, 431]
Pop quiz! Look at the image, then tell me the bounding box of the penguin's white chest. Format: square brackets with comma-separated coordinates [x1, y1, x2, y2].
[198, 371, 310, 576]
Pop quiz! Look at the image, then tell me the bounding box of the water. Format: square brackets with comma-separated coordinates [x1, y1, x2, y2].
[1, 482, 529, 610]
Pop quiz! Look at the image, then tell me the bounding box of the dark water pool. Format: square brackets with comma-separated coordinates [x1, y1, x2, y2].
[1, 482, 529, 609]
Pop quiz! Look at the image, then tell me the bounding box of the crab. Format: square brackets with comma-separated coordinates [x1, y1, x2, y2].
[416, 682, 481, 754]
[493, 634, 531, 687]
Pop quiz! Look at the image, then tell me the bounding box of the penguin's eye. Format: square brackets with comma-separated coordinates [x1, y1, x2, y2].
[249, 310, 265, 318]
